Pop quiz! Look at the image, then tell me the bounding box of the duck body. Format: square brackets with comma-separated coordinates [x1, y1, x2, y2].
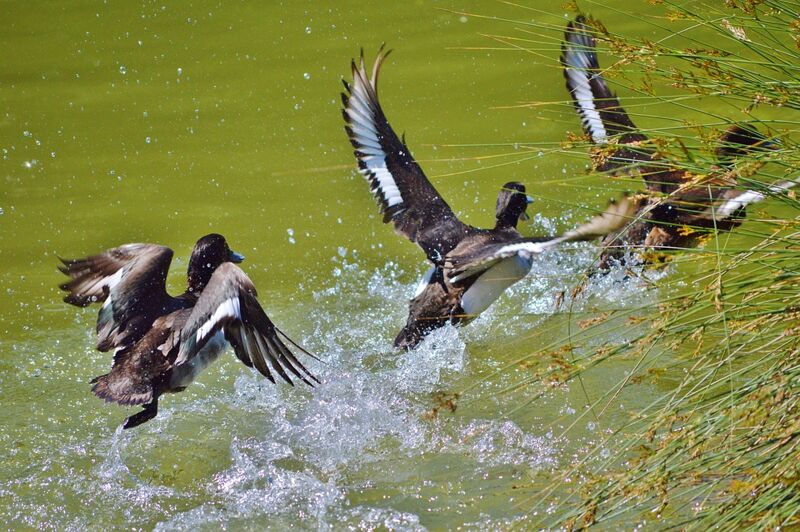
[394, 228, 537, 349]
[90, 306, 229, 406]
[60, 234, 318, 429]
[598, 181, 750, 267]
[343, 49, 543, 349]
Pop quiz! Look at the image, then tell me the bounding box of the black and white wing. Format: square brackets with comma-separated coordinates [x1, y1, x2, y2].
[342, 47, 468, 264]
[174, 263, 318, 386]
[561, 15, 646, 145]
[561, 15, 675, 192]
[59, 243, 175, 351]
[447, 196, 639, 283]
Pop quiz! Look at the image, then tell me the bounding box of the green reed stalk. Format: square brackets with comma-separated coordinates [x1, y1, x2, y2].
[461, 0, 800, 528]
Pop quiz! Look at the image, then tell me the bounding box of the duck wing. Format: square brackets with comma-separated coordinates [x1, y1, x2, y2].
[447, 196, 639, 282]
[343, 47, 469, 264]
[172, 263, 318, 387]
[562, 16, 645, 145]
[561, 16, 687, 193]
[59, 243, 175, 352]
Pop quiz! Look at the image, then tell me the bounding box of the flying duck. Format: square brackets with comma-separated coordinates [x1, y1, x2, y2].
[562, 15, 787, 267]
[59, 234, 318, 429]
[342, 48, 636, 349]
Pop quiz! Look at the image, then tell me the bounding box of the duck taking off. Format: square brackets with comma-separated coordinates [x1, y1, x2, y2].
[342, 48, 636, 349]
[561, 15, 787, 267]
[59, 234, 318, 429]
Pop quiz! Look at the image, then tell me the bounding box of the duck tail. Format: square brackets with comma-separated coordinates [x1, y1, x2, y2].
[90, 370, 154, 406]
[90, 373, 115, 401]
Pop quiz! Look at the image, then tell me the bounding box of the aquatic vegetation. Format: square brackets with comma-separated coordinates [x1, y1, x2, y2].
[468, 0, 800, 527]
[3, 0, 798, 528]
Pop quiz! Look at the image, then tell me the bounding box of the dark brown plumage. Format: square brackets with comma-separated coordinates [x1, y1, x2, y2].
[59, 244, 176, 352]
[395, 196, 640, 349]
[342, 47, 477, 267]
[60, 234, 317, 429]
[390, 185, 538, 349]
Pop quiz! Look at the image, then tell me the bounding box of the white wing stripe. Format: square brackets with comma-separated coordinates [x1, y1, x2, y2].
[495, 241, 550, 257]
[413, 266, 436, 298]
[347, 63, 406, 211]
[195, 297, 241, 344]
[345, 107, 376, 134]
[563, 31, 608, 144]
[346, 100, 375, 127]
[100, 268, 125, 309]
[565, 64, 607, 143]
[357, 146, 385, 157]
[714, 190, 764, 218]
[449, 241, 555, 284]
[714, 178, 800, 218]
[349, 125, 382, 149]
[349, 94, 374, 120]
[364, 166, 403, 207]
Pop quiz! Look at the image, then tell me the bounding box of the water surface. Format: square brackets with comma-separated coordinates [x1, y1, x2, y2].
[0, 1, 787, 528]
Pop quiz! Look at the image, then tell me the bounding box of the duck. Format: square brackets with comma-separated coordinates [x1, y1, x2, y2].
[561, 15, 787, 268]
[59, 233, 318, 429]
[342, 48, 636, 349]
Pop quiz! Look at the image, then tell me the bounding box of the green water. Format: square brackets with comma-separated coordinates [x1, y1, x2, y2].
[0, 1, 789, 529]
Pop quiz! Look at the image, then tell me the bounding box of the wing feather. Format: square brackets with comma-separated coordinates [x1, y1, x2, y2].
[342, 47, 469, 263]
[703, 176, 800, 220]
[561, 15, 684, 193]
[561, 15, 645, 144]
[447, 196, 639, 282]
[59, 243, 174, 351]
[174, 263, 318, 386]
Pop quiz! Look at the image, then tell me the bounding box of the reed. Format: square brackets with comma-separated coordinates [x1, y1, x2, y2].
[465, 0, 800, 527]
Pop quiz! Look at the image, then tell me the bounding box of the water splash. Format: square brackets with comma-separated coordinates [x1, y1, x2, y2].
[3, 237, 661, 528]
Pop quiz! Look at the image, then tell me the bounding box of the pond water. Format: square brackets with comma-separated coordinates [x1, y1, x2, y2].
[0, 1, 788, 529]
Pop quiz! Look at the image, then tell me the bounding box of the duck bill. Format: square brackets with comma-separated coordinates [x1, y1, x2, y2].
[759, 137, 782, 151]
[229, 250, 245, 263]
[520, 195, 534, 222]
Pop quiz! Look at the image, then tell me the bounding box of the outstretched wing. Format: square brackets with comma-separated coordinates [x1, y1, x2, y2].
[342, 47, 468, 263]
[447, 196, 640, 283]
[59, 243, 174, 351]
[562, 15, 646, 145]
[174, 263, 318, 386]
[561, 15, 685, 193]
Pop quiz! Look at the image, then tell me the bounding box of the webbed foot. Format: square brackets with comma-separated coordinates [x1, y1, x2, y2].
[122, 399, 158, 429]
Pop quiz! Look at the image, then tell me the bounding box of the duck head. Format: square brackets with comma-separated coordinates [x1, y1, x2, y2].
[715, 123, 780, 166]
[187, 233, 245, 293]
[495, 182, 534, 229]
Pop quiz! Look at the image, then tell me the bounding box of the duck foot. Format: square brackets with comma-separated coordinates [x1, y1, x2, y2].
[122, 399, 158, 429]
